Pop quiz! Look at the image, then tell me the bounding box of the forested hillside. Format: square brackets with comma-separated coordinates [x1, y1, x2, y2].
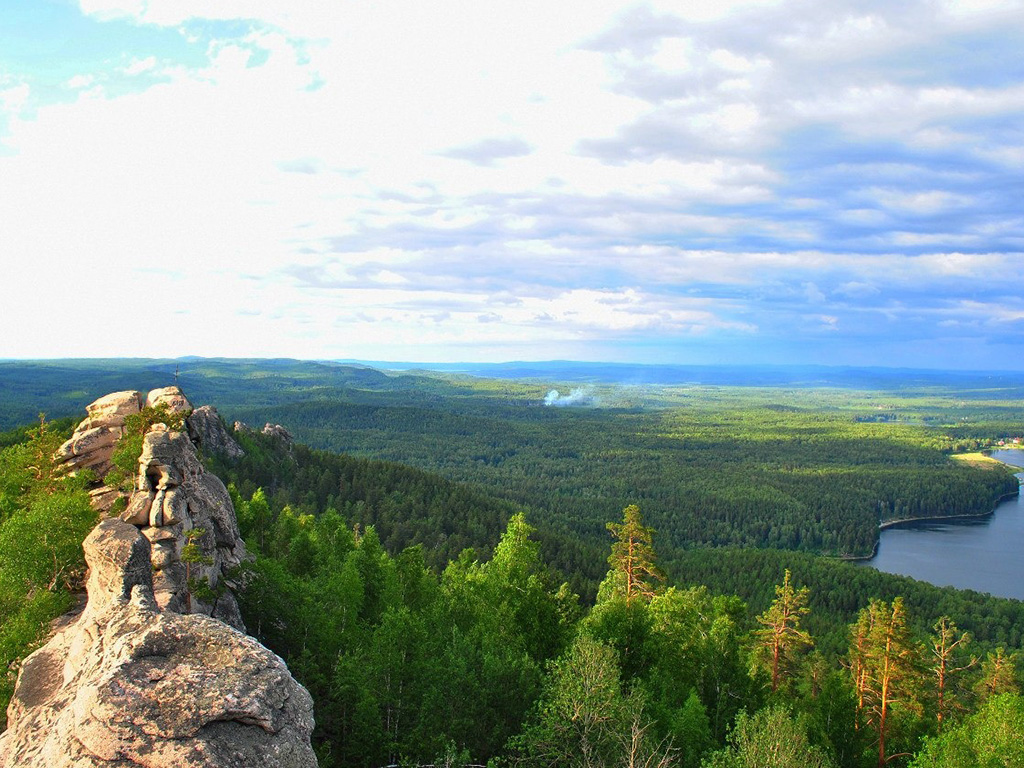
[228, 397, 1017, 560]
[3, 358, 1022, 575]
[221, 433, 1024, 767]
[3, 389, 1024, 767]
[206, 429, 604, 595]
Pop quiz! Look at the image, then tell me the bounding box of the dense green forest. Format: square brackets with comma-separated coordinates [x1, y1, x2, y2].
[3, 360, 1024, 766]
[215, 434, 1024, 767]
[4, 358, 1021, 562]
[225, 397, 1018, 560]
[1, 414, 1024, 765]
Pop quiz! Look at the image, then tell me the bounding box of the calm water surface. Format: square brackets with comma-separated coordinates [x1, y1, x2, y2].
[865, 450, 1024, 600]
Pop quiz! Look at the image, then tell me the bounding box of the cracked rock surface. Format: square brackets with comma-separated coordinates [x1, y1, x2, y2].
[0, 519, 317, 768]
[120, 426, 247, 629]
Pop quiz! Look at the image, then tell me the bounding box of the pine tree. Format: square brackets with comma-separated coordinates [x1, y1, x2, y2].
[848, 598, 923, 768]
[606, 505, 664, 604]
[928, 617, 975, 727]
[754, 569, 813, 693]
[975, 647, 1019, 702]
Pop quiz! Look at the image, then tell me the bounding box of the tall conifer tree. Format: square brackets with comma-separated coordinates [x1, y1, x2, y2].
[849, 598, 923, 768]
[606, 505, 663, 604]
[754, 569, 812, 693]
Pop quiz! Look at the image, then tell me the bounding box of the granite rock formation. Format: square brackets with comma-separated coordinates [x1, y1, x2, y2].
[53, 390, 144, 484]
[51, 388, 248, 628]
[119, 425, 247, 630]
[145, 386, 193, 414]
[1, 387, 315, 767]
[186, 405, 245, 460]
[0, 519, 317, 768]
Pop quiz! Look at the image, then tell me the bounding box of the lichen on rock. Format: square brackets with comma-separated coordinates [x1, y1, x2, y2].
[0, 519, 317, 767]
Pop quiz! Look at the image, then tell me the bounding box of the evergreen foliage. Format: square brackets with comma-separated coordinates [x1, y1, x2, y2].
[0, 417, 95, 727]
[2, 366, 1024, 767]
[753, 569, 812, 693]
[606, 505, 664, 604]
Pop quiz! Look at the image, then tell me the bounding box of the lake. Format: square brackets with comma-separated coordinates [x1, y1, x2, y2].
[865, 450, 1024, 600]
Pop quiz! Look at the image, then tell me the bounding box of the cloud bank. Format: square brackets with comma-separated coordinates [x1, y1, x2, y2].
[1, 0, 1022, 368]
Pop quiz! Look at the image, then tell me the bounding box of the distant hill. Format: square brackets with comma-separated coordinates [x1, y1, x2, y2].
[344, 359, 1024, 391]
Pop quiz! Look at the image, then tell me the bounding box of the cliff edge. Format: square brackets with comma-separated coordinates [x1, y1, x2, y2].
[0, 389, 317, 767]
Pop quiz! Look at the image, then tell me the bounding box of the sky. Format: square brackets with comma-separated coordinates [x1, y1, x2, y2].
[2, 0, 1024, 369]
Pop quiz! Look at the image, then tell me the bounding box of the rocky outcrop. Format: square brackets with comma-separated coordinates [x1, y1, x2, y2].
[145, 387, 193, 415]
[0, 519, 317, 768]
[54, 387, 196, 516]
[120, 425, 247, 630]
[51, 388, 248, 630]
[53, 390, 144, 481]
[262, 423, 294, 447]
[187, 406, 245, 460]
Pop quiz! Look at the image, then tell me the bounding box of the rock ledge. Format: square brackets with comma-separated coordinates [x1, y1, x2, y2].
[0, 390, 316, 768]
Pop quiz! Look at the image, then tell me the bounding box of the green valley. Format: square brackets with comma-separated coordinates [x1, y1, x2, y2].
[3, 358, 1024, 767]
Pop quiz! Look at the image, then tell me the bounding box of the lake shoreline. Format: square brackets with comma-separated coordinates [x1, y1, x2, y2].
[844, 458, 1023, 562]
[877, 489, 1021, 531]
[858, 452, 1024, 599]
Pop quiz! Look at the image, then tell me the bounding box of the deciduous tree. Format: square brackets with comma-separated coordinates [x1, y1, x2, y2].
[701, 705, 836, 768]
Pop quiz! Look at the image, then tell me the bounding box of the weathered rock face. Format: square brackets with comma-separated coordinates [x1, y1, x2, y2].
[120, 425, 247, 630]
[54, 387, 198, 516]
[145, 386, 193, 415]
[187, 405, 245, 460]
[52, 388, 249, 630]
[262, 423, 294, 447]
[53, 390, 143, 482]
[0, 519, 317, 768]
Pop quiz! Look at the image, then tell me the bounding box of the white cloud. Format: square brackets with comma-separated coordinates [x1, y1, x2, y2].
[708, 49, 761, 74]
[1, 0, 1022, 365]
[868, 188, 974, 215]
[0, 83, 31, 114]
[64, 74, 96, 90]
[122, 56, 157, 75]
[649, 38, 692, 72]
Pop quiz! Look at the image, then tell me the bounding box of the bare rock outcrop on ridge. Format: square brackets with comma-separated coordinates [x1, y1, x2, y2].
[53, 387, 247, 629]
[53, 390, 144, 487]
[119, 424, 247, 629]
[262, 422, 294, 447]
[187, 405, 245, 460]
[0, 388, 316, 767]
[0, 519, 317, 768]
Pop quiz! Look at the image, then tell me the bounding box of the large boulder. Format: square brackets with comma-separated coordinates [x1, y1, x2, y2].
[187, 406, 245, 460]
[53, 390, 143, 483]
[146, 386, 193, 416]
[80, 390, 145, 431]
[0, 519, 317, 768]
